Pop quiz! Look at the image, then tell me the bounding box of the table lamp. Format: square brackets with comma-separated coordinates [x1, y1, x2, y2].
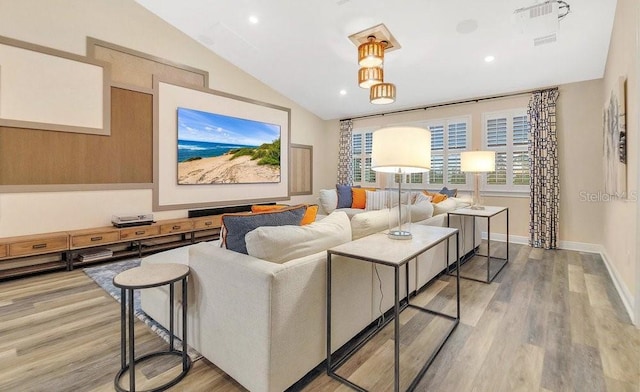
[461, 150, 496, 210]
[371, 127, 431, 239]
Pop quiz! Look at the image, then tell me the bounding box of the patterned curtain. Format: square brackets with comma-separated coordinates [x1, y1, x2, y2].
[337, 120, 354, 185]
[528, 88, 559, 249]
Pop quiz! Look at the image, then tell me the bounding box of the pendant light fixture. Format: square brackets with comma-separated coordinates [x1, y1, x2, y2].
[349, 25, 400, 105]
[358, 35, 385, 67]
[370, 82, 396, 104]
[358, 66, 384, 88]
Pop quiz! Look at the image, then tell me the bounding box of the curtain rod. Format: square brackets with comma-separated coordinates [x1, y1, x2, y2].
[340, 87, 556, 122]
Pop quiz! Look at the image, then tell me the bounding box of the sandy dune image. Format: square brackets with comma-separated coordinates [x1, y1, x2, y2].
[178, 154, 280, 184]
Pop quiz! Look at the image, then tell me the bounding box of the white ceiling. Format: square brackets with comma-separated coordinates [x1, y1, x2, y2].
[135, 0, 617, 120]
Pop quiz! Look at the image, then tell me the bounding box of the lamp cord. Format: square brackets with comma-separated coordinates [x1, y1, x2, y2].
[374, 265, 385, 327]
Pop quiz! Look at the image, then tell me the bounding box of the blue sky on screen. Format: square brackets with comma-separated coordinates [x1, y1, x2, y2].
[178, 107, 280, 147]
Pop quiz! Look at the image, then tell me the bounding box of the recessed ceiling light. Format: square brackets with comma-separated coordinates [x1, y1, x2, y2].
[484, 55, 495, 63]
[339, 89, 347, 96]
[248, 15, 259, 24]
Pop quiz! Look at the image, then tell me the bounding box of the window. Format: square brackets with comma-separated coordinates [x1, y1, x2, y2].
[351, 117, 470, 189]
[483, 110, 530, 191]
[352, 130, 376, 185]
[428, 118, 470, 188]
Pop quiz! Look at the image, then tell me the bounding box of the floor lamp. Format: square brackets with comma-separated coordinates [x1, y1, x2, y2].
[371, 127, 431, 240]
[461, 151, 496, 210]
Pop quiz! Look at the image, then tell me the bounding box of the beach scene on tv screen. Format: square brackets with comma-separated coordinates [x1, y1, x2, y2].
[177, 107, 281, 184]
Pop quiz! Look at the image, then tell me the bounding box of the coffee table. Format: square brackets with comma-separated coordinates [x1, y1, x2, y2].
[326, 225, 460, 392]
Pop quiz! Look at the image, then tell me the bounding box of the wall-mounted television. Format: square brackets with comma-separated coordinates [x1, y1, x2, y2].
[177, 107, 281, 185]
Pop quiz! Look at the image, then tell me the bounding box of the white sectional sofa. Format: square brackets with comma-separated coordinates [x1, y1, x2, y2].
[140, 196, 479, 392]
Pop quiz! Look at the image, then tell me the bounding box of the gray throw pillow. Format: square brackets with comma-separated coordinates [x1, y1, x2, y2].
[221, 205, 306, 254]
[439, 186, 458, 197]
[336, 184, 360, 208]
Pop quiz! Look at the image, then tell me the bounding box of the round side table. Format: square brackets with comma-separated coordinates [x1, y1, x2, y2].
[113, 263, 192, 392]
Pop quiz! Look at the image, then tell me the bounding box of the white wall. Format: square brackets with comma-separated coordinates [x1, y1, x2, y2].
[601, 0, 639, 324]
[0, 0, 333, 236]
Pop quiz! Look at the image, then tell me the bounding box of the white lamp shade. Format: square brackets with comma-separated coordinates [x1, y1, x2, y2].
[371, 127, 431, 173]
[461, 151, 496, 172]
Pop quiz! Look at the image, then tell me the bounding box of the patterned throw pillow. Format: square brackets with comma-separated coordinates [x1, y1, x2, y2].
[414, 192, 432, 204]
[365, 190, 387, 210]
[220, 205, 306, 254]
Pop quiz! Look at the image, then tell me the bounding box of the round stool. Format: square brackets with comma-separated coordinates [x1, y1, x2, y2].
[113, 263, 191, 392]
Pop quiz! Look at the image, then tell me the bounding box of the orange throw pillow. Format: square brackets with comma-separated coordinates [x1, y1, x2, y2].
[301, 205, 319, 225]
[351, 188, 366, 209]
[251, 204, 288, 213]
[423, 190, 448, 203]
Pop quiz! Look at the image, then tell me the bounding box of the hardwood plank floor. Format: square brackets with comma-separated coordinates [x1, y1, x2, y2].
[0, 243, 637, 391]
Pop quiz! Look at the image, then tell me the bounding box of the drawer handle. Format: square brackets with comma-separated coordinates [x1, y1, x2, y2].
[90, 236, 103, 242]
[204, 221, 212, 226]
[172, 225, 181, 230]
[135, 230, 145, 235]
[32, 243, 47, 249]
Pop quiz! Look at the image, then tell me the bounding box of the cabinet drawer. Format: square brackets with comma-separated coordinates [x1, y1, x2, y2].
[71, 231, 120, 248]
[160, 220, 193, 235]
[9, 235, 68, 257]
[193, 216, 221, 230]
[119, 225, 160, 240]
[0, 244, 7, 258]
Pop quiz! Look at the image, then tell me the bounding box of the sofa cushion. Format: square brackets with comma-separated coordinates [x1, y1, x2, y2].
[433, 198, 458, 215]
[246, 211, 351, 263]
[319, 189, 337, 214]
[409, 201, 434, 222]
[221, 205, 307, 254]
[350, 207, 406, 240]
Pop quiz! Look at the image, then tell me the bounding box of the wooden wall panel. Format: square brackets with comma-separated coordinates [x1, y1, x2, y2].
[92, 44, 206, 90]
[0, 87, 152, 185]
[290, 144, 312, 195]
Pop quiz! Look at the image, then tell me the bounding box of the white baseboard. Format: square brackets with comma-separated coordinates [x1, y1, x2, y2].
[599, 247, 636, 326]
[479, 232, 637, 326]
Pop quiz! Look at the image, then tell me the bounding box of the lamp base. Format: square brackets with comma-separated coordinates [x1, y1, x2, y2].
[470, 205, 486, 210]
[388, 230, 412, 240]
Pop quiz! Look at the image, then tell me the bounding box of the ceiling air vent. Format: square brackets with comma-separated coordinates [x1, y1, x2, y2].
[513, 1, 560, 45]
[528, 2, 554, 18]
[533, 33, 557, 46]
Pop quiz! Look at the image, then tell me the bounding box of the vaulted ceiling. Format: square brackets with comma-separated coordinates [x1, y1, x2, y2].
[136, 0, 617, 120]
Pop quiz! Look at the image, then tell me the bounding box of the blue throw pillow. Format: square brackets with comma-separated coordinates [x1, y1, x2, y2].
[439, 187, 458, 197]
[336, 184, 360, 209]
[221, 205, 306, 254]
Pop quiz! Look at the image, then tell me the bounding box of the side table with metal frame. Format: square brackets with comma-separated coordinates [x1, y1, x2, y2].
[113, 263, 192, 392]
[326, 225, 460, 392]
[447, 206, 509, 283]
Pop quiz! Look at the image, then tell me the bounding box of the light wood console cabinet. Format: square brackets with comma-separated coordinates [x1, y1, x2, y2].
[0, 216, 222, 280]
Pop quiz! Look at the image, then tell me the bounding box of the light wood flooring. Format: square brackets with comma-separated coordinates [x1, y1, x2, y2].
[0, 243, 638, 391]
